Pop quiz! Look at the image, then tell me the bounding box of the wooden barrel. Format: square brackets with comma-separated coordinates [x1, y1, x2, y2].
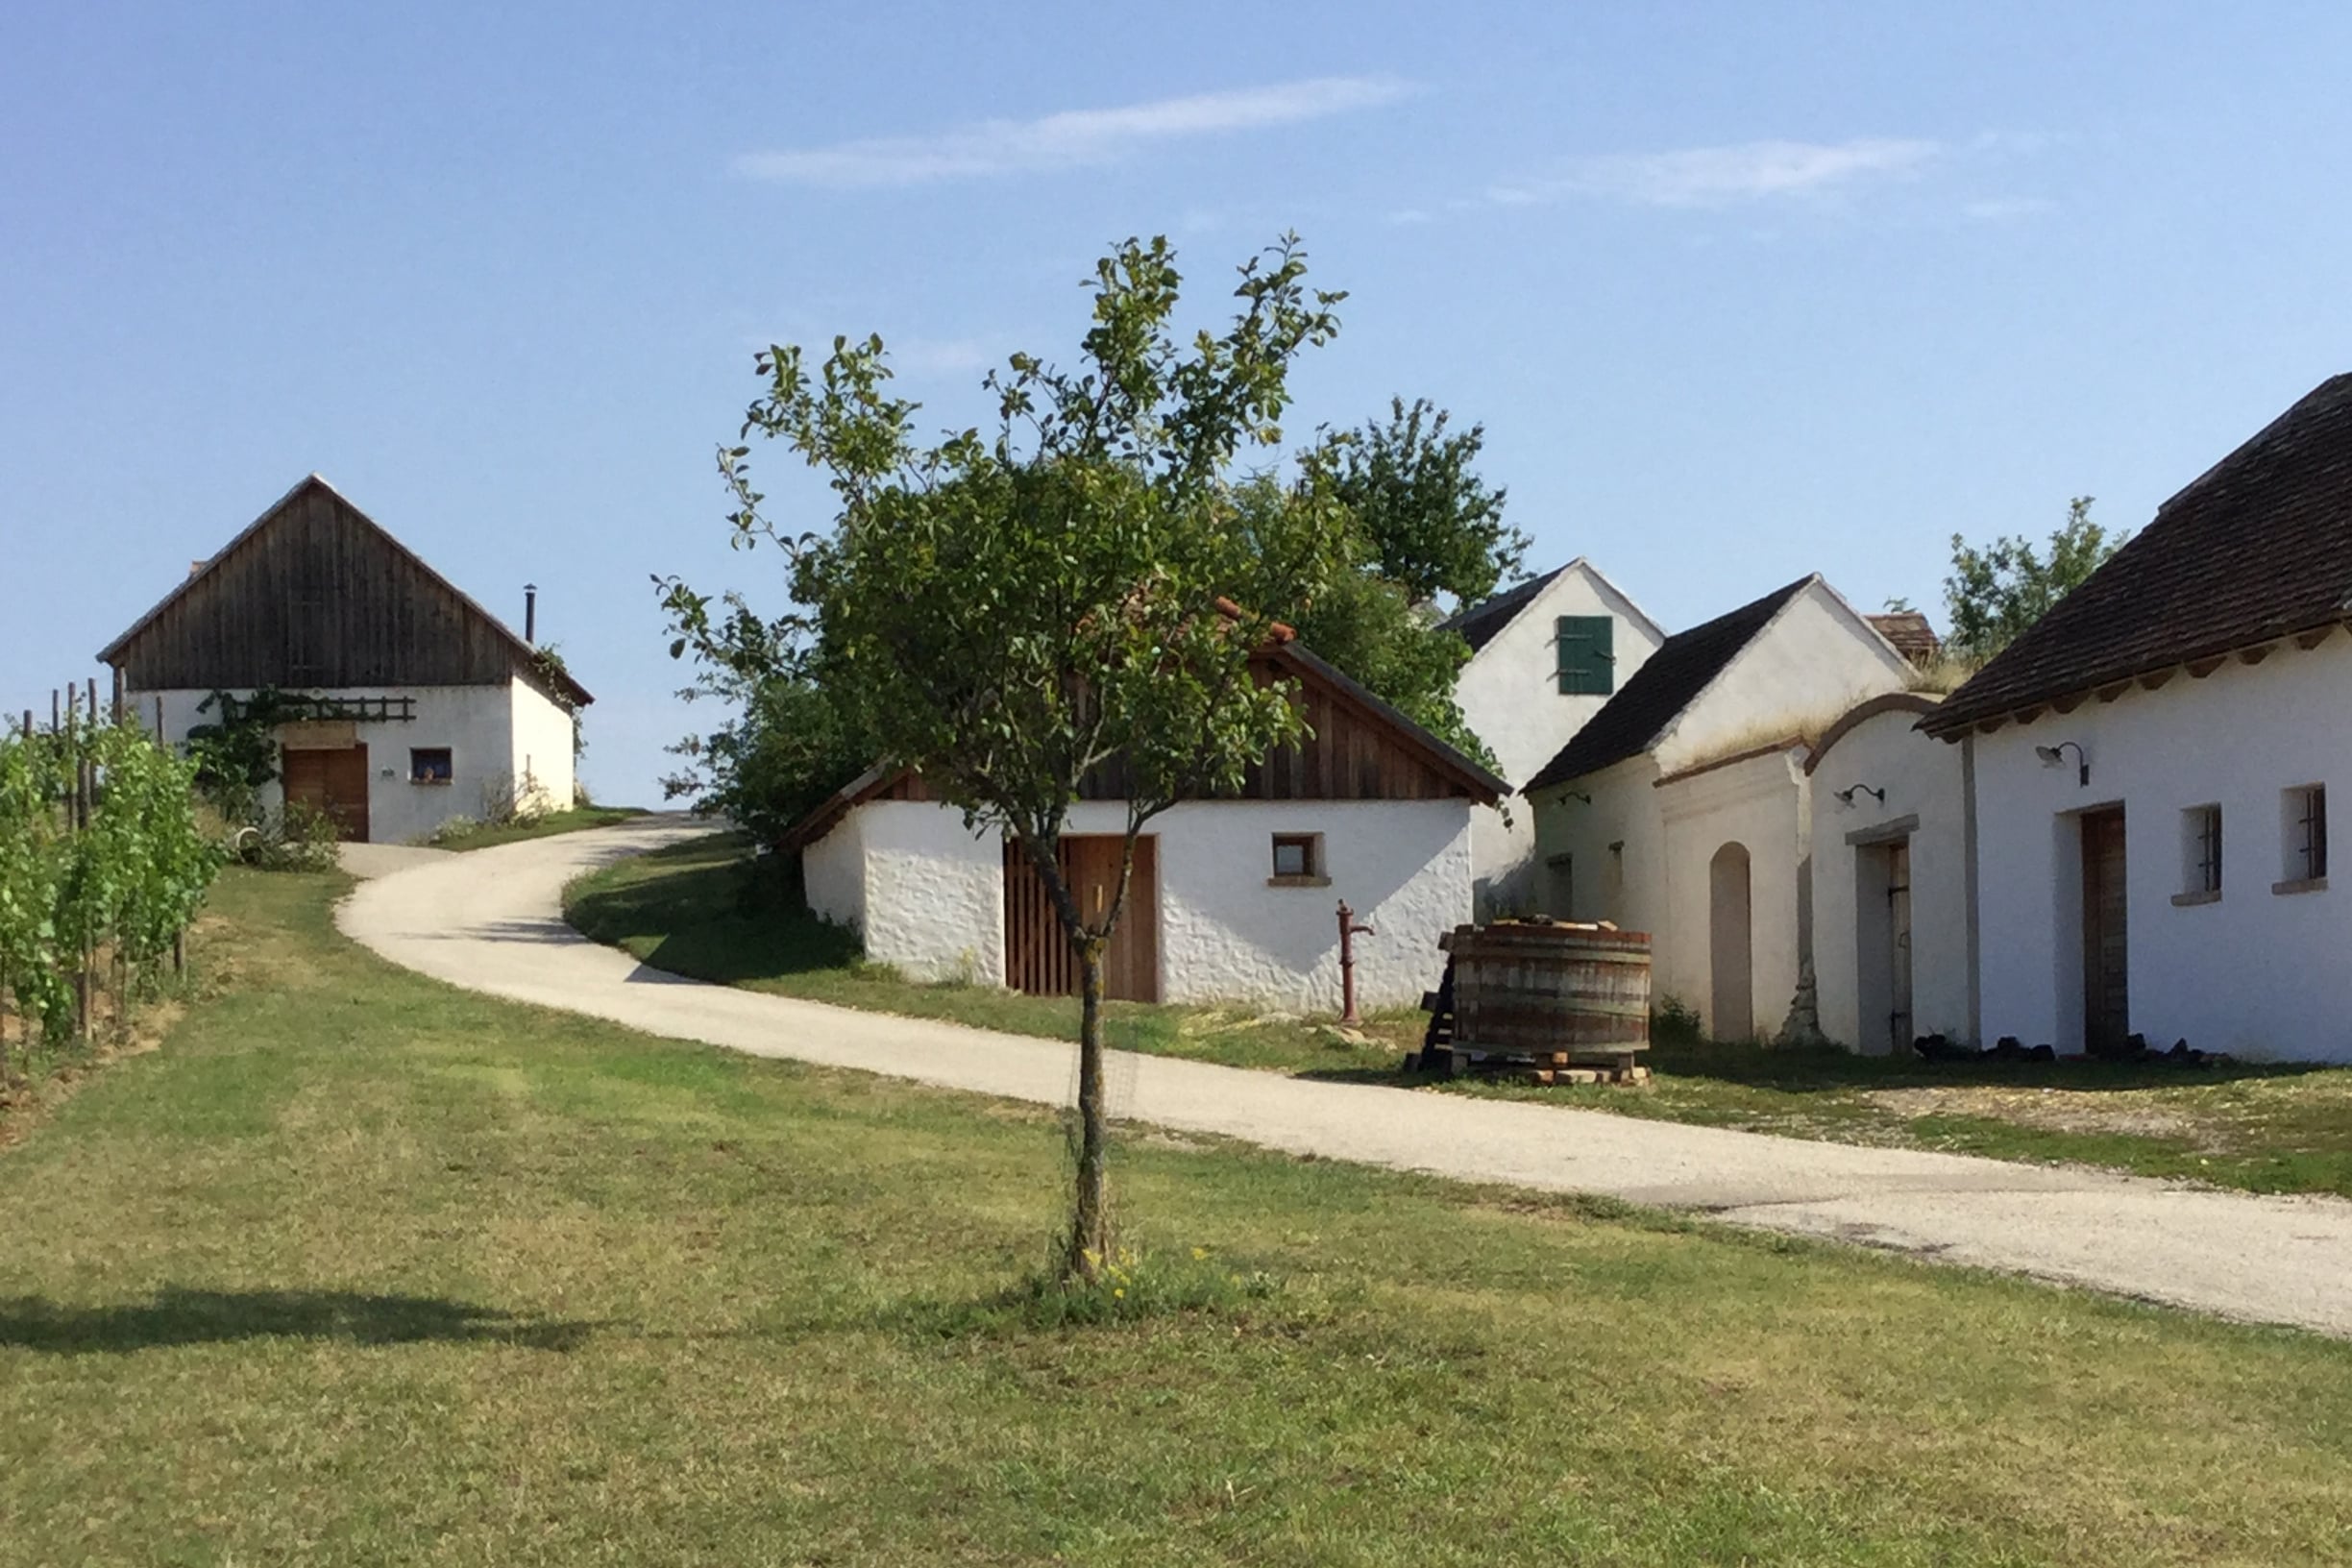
[1448, 920, 1652, 1057]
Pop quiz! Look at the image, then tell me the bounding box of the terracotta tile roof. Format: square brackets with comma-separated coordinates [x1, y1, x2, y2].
[1437, 567, 1565, 653]
[1923, 374, 2352, 736]
[1524, 576, 1815, 795]
[1866, 611, 1941, 663]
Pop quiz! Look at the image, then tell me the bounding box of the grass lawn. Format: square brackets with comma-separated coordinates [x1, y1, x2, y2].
[424, 803, 649, 851]
[2, 869, 2349, 1563]
[568, 833, 2352, 1201]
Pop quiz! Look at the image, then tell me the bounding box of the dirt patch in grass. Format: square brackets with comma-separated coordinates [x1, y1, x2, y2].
[1865, 1086, 2217, 1144]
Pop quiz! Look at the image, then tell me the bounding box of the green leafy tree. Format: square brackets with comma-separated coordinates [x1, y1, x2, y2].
[651, 580, 873, 846]
[658, 393, 1520, 838]
[1945, 497, 2127, 661]
[723, 234, 1348, 1277]
[1318, 396, 1527, 607]
[1283, 552, 1488, 759]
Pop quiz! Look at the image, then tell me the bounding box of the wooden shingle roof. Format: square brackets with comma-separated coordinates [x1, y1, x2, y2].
[97, 475, 591, 706]
[1923, 374, 2352, 736]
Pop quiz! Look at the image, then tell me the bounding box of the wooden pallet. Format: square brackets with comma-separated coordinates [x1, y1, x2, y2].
[1447, 1049, 1651, 1087]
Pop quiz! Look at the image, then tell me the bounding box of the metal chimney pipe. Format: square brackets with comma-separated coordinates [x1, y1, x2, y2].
[524, 583, 539, 646]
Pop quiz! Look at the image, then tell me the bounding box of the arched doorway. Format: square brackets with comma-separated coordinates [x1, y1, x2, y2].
[1709, 842, 1753, 1041]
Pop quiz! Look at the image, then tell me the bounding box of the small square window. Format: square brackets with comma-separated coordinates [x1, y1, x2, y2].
[2182, 803, 2222, 895]
[410, 747, 453, 784]
[2285, 785, 2327, 883]
[1270, 833, 1323, 883]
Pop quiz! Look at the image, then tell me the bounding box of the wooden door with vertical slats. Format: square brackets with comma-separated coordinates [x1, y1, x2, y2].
[1003, 836, 1159, 1002]
[282, 744, 371, 842]
[2081, 809, 2129, 1055]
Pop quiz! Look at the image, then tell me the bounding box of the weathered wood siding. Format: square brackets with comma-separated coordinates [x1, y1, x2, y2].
[110, 479, 535, 693]
[875, 654, 1485, 808]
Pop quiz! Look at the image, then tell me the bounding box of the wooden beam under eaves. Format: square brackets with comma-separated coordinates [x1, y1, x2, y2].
[2186, 655, 2227, 678]
[2095, 680, 2132, 703]
[2138, 669, 2174, 692]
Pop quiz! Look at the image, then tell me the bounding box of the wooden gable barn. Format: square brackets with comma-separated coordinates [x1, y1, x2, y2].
[787, 638, 1505, 1012]
[99, 475, 590, 844]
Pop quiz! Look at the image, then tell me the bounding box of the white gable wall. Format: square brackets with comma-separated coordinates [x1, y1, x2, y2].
[1972, 638, 2352, 1062]
[1455, 563, 1665, 918]
[508, 677, 579, 813]
[1810, 707, 1972, 1053]
[134, 682, 530, 845]
[1654, 582, 1913, 774]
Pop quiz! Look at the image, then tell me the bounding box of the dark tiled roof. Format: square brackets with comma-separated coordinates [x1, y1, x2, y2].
[1924, 374, 2352, 736]
[1866, 611, 1941, 663]
[1438, 567, 1565, 653]
[1524, 576, 1815, 794]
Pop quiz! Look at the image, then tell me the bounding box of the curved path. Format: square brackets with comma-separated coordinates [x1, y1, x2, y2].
[340, 816, 2352, 1337]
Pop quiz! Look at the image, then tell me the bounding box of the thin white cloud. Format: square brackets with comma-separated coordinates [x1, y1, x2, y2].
[737, 76, 1414, 187]
[1492, 136, 1942, 209]
[1384, 208, 1433, 227]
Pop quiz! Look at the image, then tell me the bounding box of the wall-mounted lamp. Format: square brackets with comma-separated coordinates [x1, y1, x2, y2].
[2035, 740, 2090, 787]
[1562, 790, 1593, 805]
[1834, 783, 1885, 807]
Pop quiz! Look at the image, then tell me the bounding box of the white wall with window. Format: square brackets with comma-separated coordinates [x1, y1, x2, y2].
[800, 796, 1474, 1010]
[134, 681, 562, 845]
[1969, 632, 2352, 1062]
[1451, 562, 1664, 918]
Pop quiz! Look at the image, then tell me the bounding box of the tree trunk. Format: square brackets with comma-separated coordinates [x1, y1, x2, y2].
[1064, 938, 1112, 1280]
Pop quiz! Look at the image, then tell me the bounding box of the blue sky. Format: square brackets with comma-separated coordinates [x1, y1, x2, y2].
[8, 3, 2351, 803]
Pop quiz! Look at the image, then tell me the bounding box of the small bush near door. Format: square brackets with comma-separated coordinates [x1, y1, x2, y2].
[233, 802, 342, 873]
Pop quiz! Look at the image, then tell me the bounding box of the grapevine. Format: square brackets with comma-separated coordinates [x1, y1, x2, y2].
[0, 710, 223, 1054]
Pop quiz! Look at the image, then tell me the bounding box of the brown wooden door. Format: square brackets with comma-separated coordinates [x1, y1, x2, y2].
[1002, 835, 1160, 1002]
[2081, 809, 2128, 1055]
[282, 744, 371, 842]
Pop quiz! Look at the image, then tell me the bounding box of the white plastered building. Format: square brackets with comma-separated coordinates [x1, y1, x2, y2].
[1442, 560, 1666, 920]
[1522, 576, 1914, 1040]
[789, 638, 1506, 1011]
[1926, 373, 2352, 1063]
[99, 475, 588, 845]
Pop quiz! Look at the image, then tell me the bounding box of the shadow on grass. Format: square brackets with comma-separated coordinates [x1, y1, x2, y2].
[1634, 1040, 2340, 1096]
[0, 1288, 598, 1355]
[567, 831, 863, 986]
[1293, 1041, 2340, 1098]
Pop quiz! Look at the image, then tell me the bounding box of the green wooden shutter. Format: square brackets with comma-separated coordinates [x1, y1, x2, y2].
[1556, 616, 1615, 695]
